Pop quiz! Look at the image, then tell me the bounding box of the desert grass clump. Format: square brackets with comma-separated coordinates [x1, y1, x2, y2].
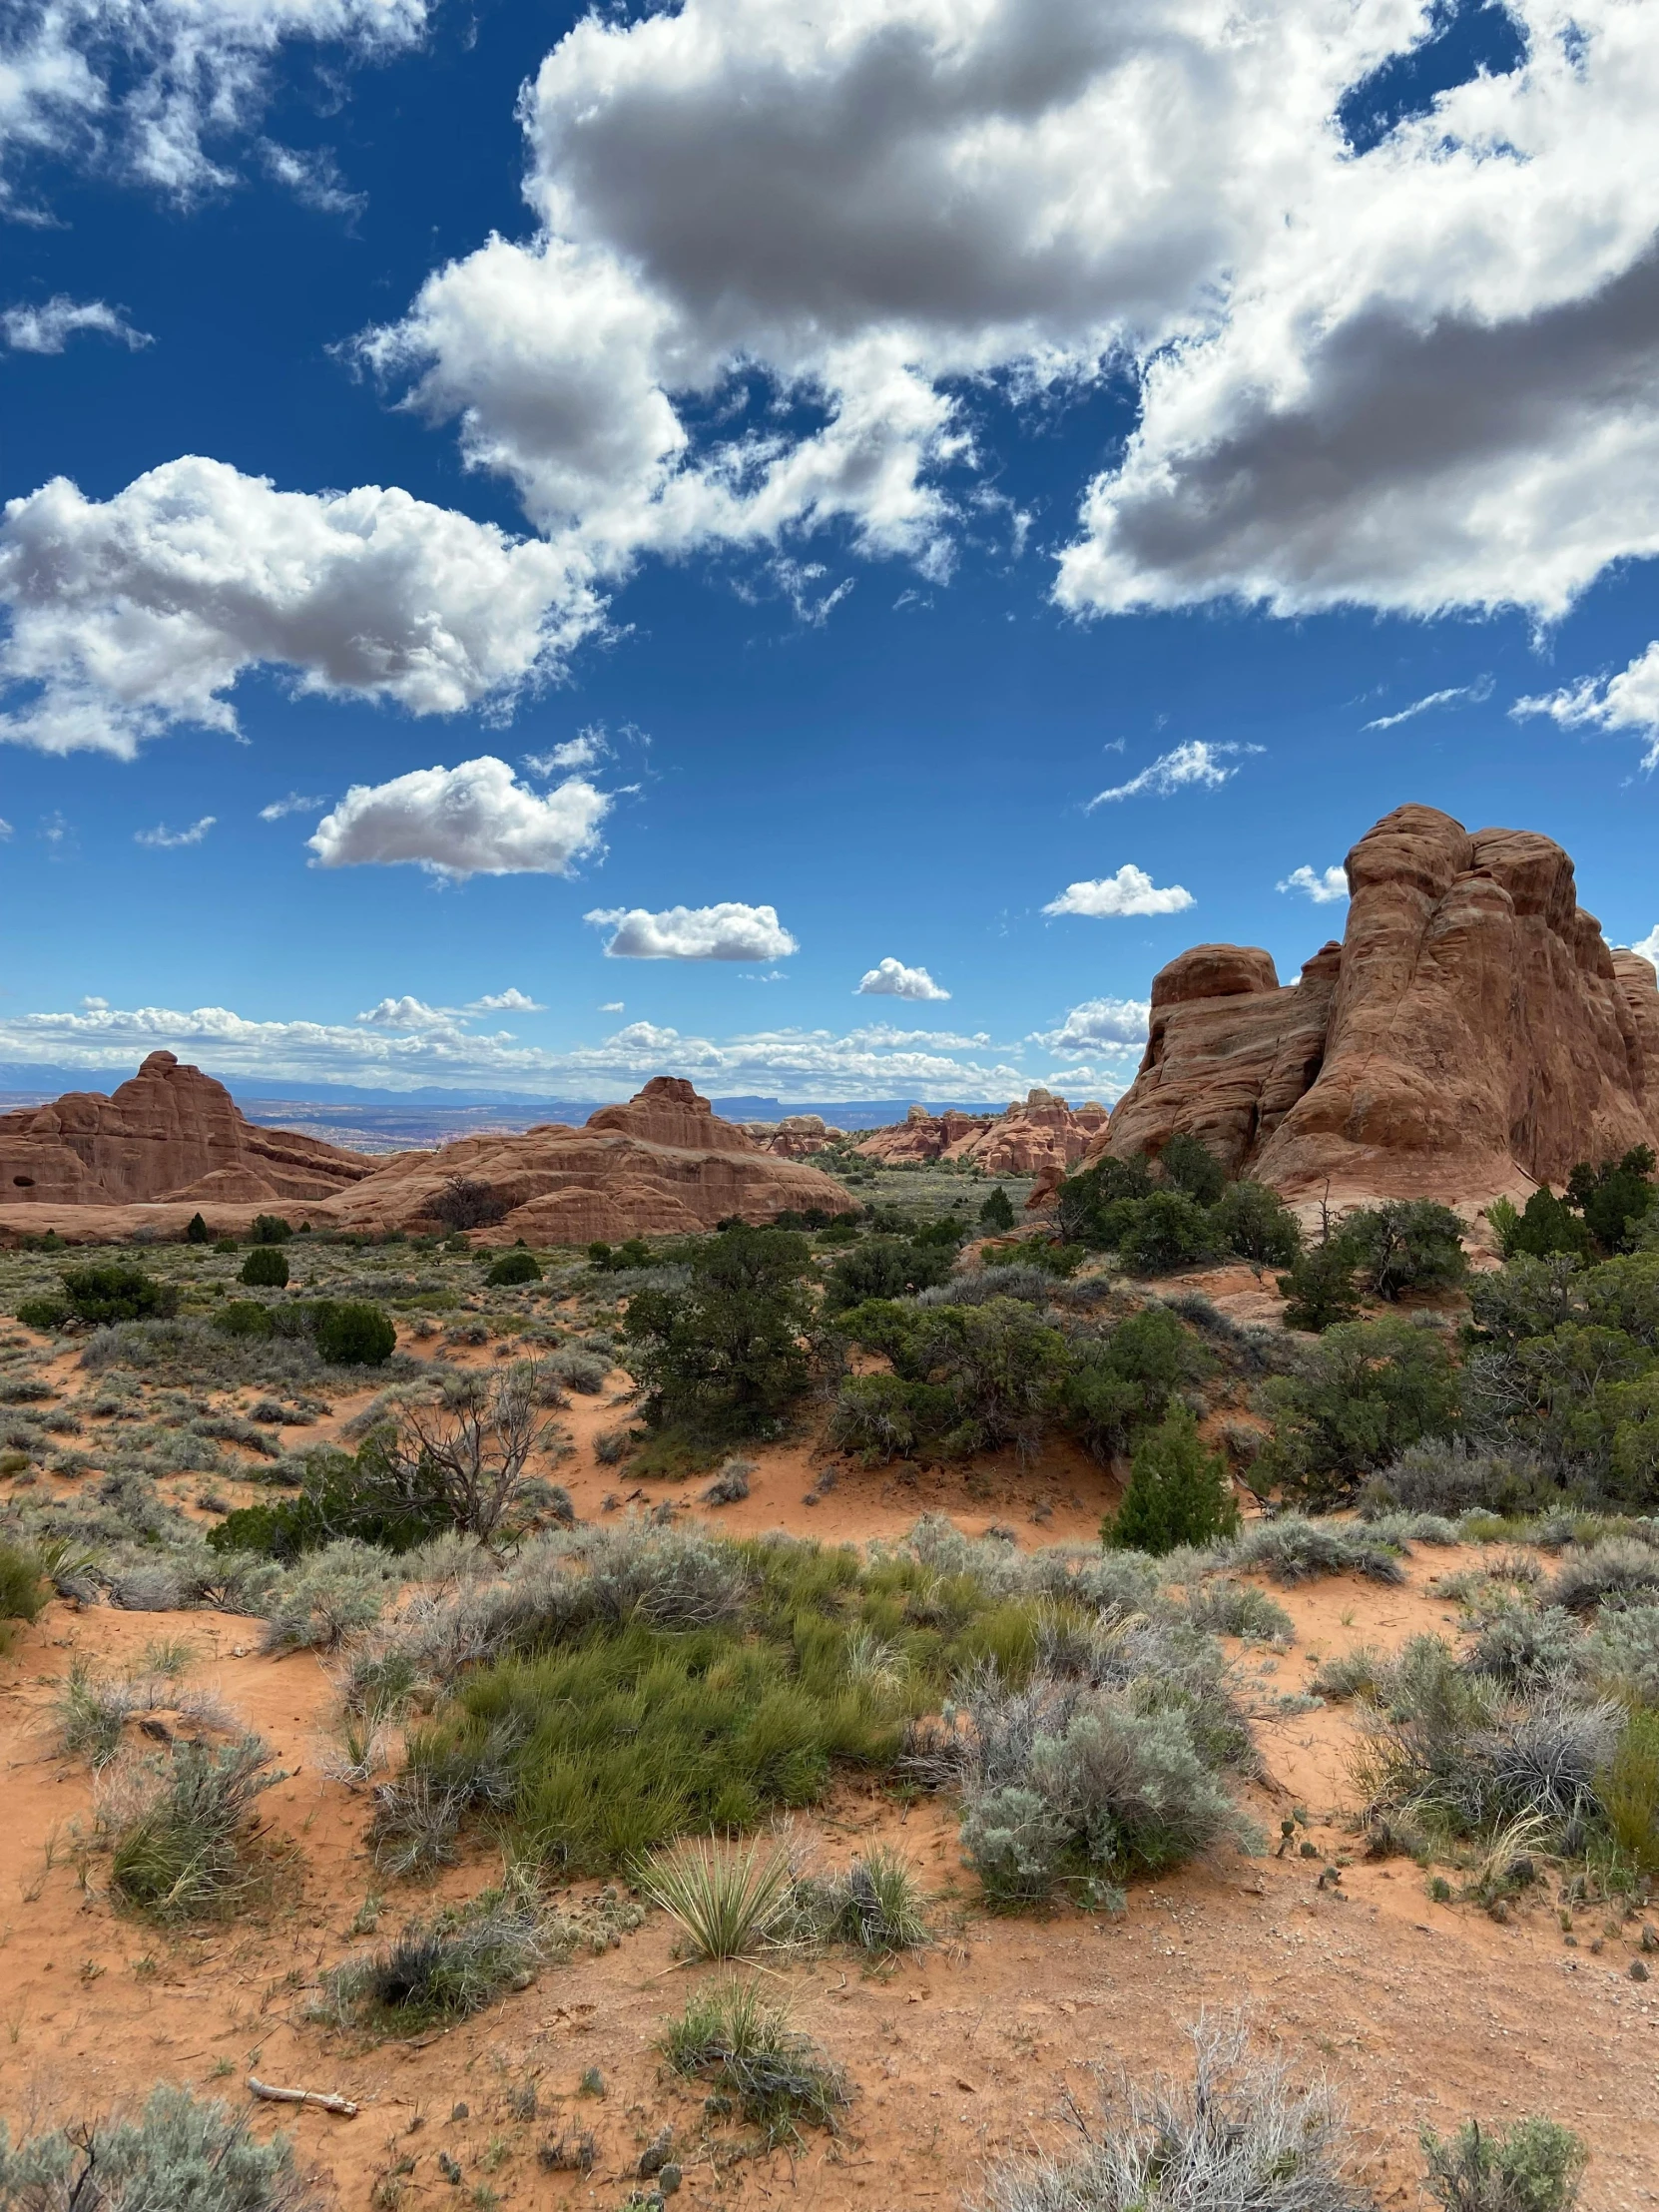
[639, 1839, 792, 1960]
[701, 1456, 755, 1506]
[660, 1979, 851, 2145]
[317, 1868, 543, 2031]
[784, 1848, 930, 1952]
[1228, 1517, 1406, 1587]
[101, 1734, 281, 1921]
[1581, 1601, 1659, 1703]
[971, 2013, 1371, 2212]
[0, 2083, 323, 2211]
[1311, 1646, 1386, 1703]
[1419, 2116, 1587, 2212]
[0, 1533, 45, 1651]
[55, 1659, 234, 1767]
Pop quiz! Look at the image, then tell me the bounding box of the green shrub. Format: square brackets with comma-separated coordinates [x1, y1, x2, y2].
[240, 1245, 289, 1289]
[1106, 1407, 1239, 1555]
[215, 1299, 275, 1340]
[784, 1848, 930, 1951]
[1060, 1305, 1213, 1460]
[311, 1300, 396, 1366]
[1276, 1238, 1362, 1332]
[15, 1294, 71, 1332]
[1596, 1707, 1659, 1874]
[1489, 1189, 1592, 1263]
[1341, 1200, 1468, 1301]
[0, 2083, 322, 2212]
[1054, 1154, 1156, 1248]
[1420, 2116, 1587, 2212]
[640, 1838, 792, 1960]
[1210, 1180, 1302, 1267]
[185, 1211, 211, 1245]
[208, 1440, 454, 1561]
[1567, 1146, 1656, 1255]
[823, 1235, 955, 1312]
[978, 1186, 1016, 1233]
[1227, 1516, 1406, 1585]
[1119, 1191, 1215, 1276]
[59, 1265, 179, 1326]
[1158, 1132, 1227, 1208]
[487, 1247, 543, 1286]
[1254, 1317, 1462, 1507]
[624, 1226, 816, 1443]
[250, 1213, 292, 1245]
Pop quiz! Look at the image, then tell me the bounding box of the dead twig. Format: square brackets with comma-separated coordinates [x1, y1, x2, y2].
[247, 2075, 358, 2118]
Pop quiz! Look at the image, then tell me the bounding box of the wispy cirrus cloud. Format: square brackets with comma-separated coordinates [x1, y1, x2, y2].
[1514, 642, 1659, 771]
[1363, 676, 1493, 731]
[135, 816, 215, 848]
[1087, 740, 1262, 808]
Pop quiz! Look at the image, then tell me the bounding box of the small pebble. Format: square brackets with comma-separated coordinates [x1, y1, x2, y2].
[1631, 1958, 1651, 1982]
[450, 2101, 469, 2121]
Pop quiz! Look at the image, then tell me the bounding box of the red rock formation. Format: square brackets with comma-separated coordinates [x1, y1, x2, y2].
[854, 1092, 1107, 1175]
[321, 1078, 858, 1241]
[749, 1114, 849, 1160]
[0, 1052, 373, 1207]
[1093, 805, 1659, 1201]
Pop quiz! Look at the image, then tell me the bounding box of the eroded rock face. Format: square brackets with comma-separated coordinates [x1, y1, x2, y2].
[321, 1079, 858, 1241]
[855, 1090, 1109, 1176]
[1092, 805, 1659, 1200]
[0, 1052, 373, 1207]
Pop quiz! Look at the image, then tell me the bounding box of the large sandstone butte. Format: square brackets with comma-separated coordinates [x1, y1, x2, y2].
[0, 1051, 373, 1207]
[1094, 804, 1659, 1202]
[856, 1090, 1108, 1175]
[324, 1076, 858, 1241]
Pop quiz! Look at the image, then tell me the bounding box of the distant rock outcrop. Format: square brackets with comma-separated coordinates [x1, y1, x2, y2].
[1094, 804, 1659, 1201]
[324, 1076, 858, 1242]
[855, 1090, 1108, 1176]
[0, 1052, 373, 1207]
[747, 1114, 849, 1160]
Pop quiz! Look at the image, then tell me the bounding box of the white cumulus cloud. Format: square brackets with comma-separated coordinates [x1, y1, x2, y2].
[1514, 642, 1659, 771]
[0, 457, 603, 757]
[308, 757, 610, 880]
[1043, 865, 1194, 919]
[1088, 741, 1260, 808]
[1031, 997, 1151, 1054]
[341, 0, 1659, 629]
[1627, 926, 1659, 967]
[2, 295, 151, 353]
[1277, 863, 1349, 904]
[585, 901, 799, 961]
[134, 815, 214, 848]
[524, 730, 606, 775]
[855, 957, 949, 1002]
[468, 987, 544, 1013]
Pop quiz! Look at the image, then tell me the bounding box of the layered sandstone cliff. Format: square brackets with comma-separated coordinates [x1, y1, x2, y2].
[0, 1052, 374, 1207]
[324, 1077, 858, 1241]
[1094, 805, 1659, 1201]
[856, 1090, 1108, 1176]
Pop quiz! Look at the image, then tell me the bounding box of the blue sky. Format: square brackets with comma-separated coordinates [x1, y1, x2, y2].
[3, 0, 1657, 1105]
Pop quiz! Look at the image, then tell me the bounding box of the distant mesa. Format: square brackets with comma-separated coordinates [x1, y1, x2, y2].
[1094, 803, 1659, 1204]
[0, 1067, 856, 1243]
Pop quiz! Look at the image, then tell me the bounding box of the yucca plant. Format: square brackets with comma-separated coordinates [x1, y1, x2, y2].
[639, 1838, 792, 1960]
